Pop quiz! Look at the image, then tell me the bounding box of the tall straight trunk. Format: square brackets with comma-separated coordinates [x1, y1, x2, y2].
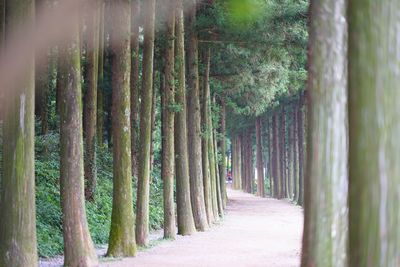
[201, 48, 214, 224]
[348, 1, 400, 266]
[107, 0, 137, 256]
[186, 0, 208, 231]
[97, 0, 105, 147]
[57, 12, 98, 266]
[280, 107, 287, 198]
[267, 117, 273, 196]
[240, 133, 246, 191]
[218, 99, 227, 207]
[301, 0, 348, 266]
[130, 0, 140, 177]
[256, 117, 264, 197]
[161, 1, 176, 239]
[84, 1, 100, 201]
[286, 113, 292, 199]
[272, 113, 281, 199]
[293, 107, 299, 202]
[136, 0, 155, 246]
[149, 70, 157, 173]
[0, 1, 38, 266]
[174, 0, 196, 235]
[213, 124, 224, 217]
[297, 95, 305, 206]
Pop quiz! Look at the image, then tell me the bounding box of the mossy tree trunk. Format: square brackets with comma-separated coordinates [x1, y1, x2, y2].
[83, 1, 100, 201]
[256, 117, 264, 197]
[348, 1, 400, 266]
[162, 0, 176, 239]
[186, 0, 208, 232]
[174, 0, 196, 235]
[301, 0, 348, 266]
[58, 12, 98, 266]
[130, 0, 140, 178]
[0, 1, 38, 266]
[107, 0, 137, 257]
[201, 48, 214, 224]
[136, 0, 155, 247]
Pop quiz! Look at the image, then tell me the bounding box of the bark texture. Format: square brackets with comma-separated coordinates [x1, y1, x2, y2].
[136, 0, 155, 247]
[349, 1, 400, 266]
[107, 0, 137, 257]
[301, 0, 348, 266]
[256, 117, 264, 197]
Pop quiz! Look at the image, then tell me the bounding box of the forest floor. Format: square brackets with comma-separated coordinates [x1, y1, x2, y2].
[100, 188, 303, 267]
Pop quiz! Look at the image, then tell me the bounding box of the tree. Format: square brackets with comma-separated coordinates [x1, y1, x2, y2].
[0, 1, 38, 266]
[107, 0, 137, 256]
[83, 1, 100, 201]
[174, 0, 196, 235]
[97, 0, 105, 146]
[136, 0, 155, 247]
[256, 117, 264, 197]
[301, 0, 348, 266]
[161, 0, 176, 240]
[348, 1, 400, 266]
[187, 0, 208, 232]
[218, 99, 227, 207]
[58, 9, 98, 266]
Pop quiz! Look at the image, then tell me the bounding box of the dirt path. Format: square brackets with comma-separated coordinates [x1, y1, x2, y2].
[101, 189, 303, 267]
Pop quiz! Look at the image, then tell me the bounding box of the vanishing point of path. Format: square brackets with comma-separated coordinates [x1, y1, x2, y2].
[102, 188, 303, 267]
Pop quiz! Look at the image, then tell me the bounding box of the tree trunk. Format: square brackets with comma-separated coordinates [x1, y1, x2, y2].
[272, 113, 281, 199]
[280, 107, 287, 198]
[201, 48, 214, 224]
[161, 1, 176, 239]
[348, 1, 400, 266]
[97, 0, 105, 147]
[0, 1, 38, 266]
[213, 123, 224, 217]
[136, 0, 155, 247]
[297, 95, 305, 206]
[256, 117, 264, 197]
[57, 12, 98, 266]
[83, 1, 100, 201]
[301, 0, 348, 266]
[186, 0, 208, 231]
[293, 107, 299, 203]
[218, 99, 227, 207]
[130, 0, 140, 177]
[107, 0, 137, 256]
[174, 0, 196, 235]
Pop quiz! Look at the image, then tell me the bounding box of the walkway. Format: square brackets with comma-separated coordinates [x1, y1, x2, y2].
[101, 189, 303, 267]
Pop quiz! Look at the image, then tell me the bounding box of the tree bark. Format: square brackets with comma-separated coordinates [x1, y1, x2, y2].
[293, 107, 299, 203]
[83, 1, 100, 201]
[186, 0, 208, 231]
[136, 0, 155, 247]
[348, 1, 400, 266]
[0, 1, 38, 266]
[280, 107, 287, 198]
[256, 117, 264, 197]
[107, 0, 137, 256]
[57, 12, 98, 266]
[201, 48, 214, 224]
[218, 99, 227, 207]
[297, 95, 305, 206]
[97, 0, 105, 147]
[161, 0, 176, 239]
[272, 113, 282, 199]
[130, 0, 140, 177]
[213, 121, 224, 217]
[174, 0, 196, 235]
[301, 0, 348, 266]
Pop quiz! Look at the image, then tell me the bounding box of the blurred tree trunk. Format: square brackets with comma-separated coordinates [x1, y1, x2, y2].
[97, 0, 105, 147]
[187, 0, 208, 232]
[213, 116, 224, 217]
[107, 0, 137, 257]
[301, 0, 348, 266]
[162, 0, 176, 239]
[136, 0, 155, 246]
[348, 1, 400, 266]
[201, 48, 214, 224]
[218, 98, 227, 207]
[293, 107, 299, 203]
[58, 9, 98, 266]
[130, 0, 140, 177]
[272, 113, 282, 199]
[174, 0, 196, 235]
[280, 107, 287, 198]
[83, 1, 100, 201]
[256, 117, 264, 197]
[0, 1, 38, 266]
[297, 95, 305, 206]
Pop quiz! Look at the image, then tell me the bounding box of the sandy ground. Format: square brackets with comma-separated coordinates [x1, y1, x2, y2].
[100, 188, 303, 267]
